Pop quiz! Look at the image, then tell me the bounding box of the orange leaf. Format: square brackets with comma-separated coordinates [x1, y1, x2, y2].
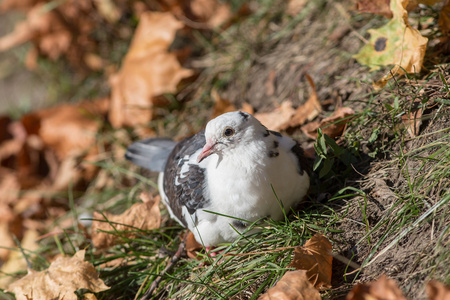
[185, 230, 203, 259]
[401, 99, 423, 137]
[301, 107, 354, 139]
[356, 0, 392, 18]
[92, 194, 161, 249]
[254, 101, 296, 131]
[427, 280, 450, 300]
[287, 74, 322, 128]
[210, 89, 238, 119]
[439, 1, 450, 36]
[7, 250, 109, 300]
[258, 270, 321, 300]
[109, 12, 193, 129]
[346, 274, 407, 300]
[190, 0, 232, 28]
[288, 234, 333, 290]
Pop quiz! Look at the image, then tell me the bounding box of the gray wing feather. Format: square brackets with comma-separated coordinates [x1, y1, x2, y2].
[125, 138, 177, 172]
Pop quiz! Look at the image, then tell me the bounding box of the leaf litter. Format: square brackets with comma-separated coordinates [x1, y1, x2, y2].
[0, 0, 449, 299]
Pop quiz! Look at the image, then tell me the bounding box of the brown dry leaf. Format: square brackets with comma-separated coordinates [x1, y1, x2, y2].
[0, 0, 40, 11]
[288, 234, 332, 290]
[211, 89, 238, 119]
[286, 0, 308, 16]
[401, 99, 423, 137]
[210, 89, 254, 119]
[346, 274, 407, 300]
[302, 107, 355, 139]
[265, 70, 277, 96]
[7, 250, 109, 300]
[0, 1, 96, 71]
[93, 0, 121, 23]
[356, 0, 393, 18]
[258, 270, 321, 300]
[190, 0, 232, 28]
[439, 1, 450, 36]
[185, 230, 203, 259]
[427, 280, 450, 300]
[92, 194, 161, 249]
[0, 229, 39, 289]
[21, 98, 108, 161]
[254, 101, 296, 131]
[109, 11, 193, 129]
[287, 74, 323, 128]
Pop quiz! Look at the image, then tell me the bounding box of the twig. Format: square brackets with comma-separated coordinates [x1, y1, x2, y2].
[141, 231, 189, 300]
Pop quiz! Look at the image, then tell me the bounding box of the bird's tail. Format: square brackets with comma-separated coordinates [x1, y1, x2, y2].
[125, 138, 177, 172]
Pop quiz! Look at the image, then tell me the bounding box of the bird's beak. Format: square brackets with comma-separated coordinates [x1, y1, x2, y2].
[197, 139, 215, 163]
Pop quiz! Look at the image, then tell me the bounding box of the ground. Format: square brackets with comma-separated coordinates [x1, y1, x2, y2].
[0, 0, 449, 299]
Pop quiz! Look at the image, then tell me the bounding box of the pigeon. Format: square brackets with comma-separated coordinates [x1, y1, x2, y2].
[125, 111, 310, 246]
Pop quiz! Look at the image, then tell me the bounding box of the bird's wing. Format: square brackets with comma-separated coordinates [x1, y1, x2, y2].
[162, 130, 210, 227]
[125, 138, 177, 173]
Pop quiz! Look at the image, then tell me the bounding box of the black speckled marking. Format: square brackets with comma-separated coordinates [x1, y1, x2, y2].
[232, 220, 248, 229]
[163, 131, 209, 227]
[239, 111, 250, 121]
[268, 151, 279, 158]
[273, 140, 279, 148]
[263, 130, 270, 137]
[269, 130, 282, 137]
[290, 141, 311, 176]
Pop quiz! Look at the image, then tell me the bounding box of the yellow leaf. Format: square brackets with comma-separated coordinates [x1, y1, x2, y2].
[354, 0, 428, 88]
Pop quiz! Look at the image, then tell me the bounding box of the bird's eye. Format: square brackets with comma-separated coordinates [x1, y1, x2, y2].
[223, 127, 235, 137]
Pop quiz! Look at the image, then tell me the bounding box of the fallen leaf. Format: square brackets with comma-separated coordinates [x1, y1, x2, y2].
[185, 230, 203, 259]
[254, 101, 296, 131]
[287, 74, 323, 128]
[286, 0, 308, 16]
[109, 11, 193, 129]
[190, 0, 232, 28]
[353, 0, 428, 88]
[346, 274, 407, 300]
[439, 1, 450, 36]
[7, 250, 109, 300]
[401, 99, 423, 137]
[426, 280, 450, 300]
[0, 229, 39, 289]
[258, 270, 321, 300]
[92, 194, 161, 249]
[356, 0, 393, 18]
[22, 99, 108, 161]
[93, 0, 121, 23]
[0, 1, 96, 71]
[265, 70, 277, 96]
[301, 107, 355, 139]
[289, 234, 333, 290]
[211, 89, 238, 119]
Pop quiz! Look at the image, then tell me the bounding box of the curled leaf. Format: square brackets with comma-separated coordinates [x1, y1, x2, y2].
[92, 194, 161, 249]
[289, 234, 333, 290]
[354, 0, 428, 88]
[7, 250, 109, 300]
[109, 12, 193, 129]
[258, 270, 321, 300]
[346, 274, 407, 300]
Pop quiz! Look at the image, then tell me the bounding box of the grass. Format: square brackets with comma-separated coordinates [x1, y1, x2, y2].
[1, 0, 450, 299]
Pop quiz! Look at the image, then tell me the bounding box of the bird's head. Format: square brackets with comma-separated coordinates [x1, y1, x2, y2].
[197, 111, 264, 163]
